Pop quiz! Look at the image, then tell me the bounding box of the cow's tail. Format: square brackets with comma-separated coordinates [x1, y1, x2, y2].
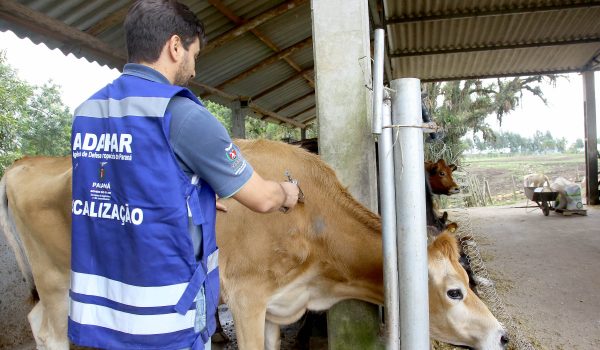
[0, 174, 37, 302]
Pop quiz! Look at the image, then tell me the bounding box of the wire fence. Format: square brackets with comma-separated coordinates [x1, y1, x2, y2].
[452, 208, 537, 350]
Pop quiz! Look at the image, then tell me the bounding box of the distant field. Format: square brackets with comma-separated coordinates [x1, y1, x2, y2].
[450, 153, 586, 206]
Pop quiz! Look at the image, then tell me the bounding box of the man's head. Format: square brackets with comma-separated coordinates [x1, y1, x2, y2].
[124, 0, 206, 86]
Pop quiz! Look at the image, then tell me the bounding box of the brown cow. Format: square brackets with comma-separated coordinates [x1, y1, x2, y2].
[426, 159, 460, 195]
[1, 139, 507, 350]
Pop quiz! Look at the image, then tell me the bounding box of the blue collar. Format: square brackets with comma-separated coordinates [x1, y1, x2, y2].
[123, 63, 171, 85]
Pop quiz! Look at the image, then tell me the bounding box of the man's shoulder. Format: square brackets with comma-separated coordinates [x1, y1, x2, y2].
[168, 96, 206, 112]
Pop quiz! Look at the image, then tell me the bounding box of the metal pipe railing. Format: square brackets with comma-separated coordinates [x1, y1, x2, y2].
[372, 28, 385, 135]
[391, 78, 430, 350]
[372, 28, 400, 349]
[379, 91, 400, 349]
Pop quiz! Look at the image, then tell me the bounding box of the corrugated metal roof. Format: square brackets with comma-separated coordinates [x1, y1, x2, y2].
[1, 0, 599, 129]
[383, 0, 600, 80]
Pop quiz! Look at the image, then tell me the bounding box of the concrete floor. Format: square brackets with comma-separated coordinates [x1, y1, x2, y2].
[1, 204, 599, 349]
[460, 204, 600, 350]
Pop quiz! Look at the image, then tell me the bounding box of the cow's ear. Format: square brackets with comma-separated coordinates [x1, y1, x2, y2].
[427, 162, 438, 175]
[449, 164, 457, 171]
[445, 222, 458, 233]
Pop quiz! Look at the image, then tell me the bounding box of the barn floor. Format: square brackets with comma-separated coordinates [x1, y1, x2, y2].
[453, 203, 600, 350]
[1, 203, 599, 349]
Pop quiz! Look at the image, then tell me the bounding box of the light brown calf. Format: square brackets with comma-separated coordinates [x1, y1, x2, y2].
[1, 139, 506, 349]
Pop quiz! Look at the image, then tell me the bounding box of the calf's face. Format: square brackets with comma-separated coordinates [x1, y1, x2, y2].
[427, 233, 509, 350]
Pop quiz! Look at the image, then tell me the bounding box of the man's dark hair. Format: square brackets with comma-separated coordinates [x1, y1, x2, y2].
[124, 0, 206, 63]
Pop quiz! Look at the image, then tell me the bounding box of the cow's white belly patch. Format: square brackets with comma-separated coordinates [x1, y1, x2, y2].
[265, 269, 342, 325]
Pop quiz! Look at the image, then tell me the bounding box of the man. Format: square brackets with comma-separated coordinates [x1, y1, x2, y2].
[68, 1, 300, 349]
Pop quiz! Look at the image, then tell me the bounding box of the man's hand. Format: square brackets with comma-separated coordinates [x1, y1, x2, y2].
[216, 199, 228, 212]
[279, 181, 300, 212]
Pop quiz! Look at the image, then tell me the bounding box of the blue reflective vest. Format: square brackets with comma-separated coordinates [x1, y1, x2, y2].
[69, 74, 219, 350]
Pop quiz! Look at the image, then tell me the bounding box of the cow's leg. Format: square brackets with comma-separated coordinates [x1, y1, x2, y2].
[264, 320, 281, 350]
[228, 292, 268, 350]
[28, 302, 45, 348]
[34, 272, 70, 350]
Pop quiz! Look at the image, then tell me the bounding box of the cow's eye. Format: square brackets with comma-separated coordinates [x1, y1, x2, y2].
[439, 171, 445, 176]
[447, 289, 463, 300]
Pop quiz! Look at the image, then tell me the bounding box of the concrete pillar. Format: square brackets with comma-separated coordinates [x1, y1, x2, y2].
[230, 99, 246, 139]
[311, 0, 381, 348]
[583, 71, 598, 205]
[301, 127, 307, 140]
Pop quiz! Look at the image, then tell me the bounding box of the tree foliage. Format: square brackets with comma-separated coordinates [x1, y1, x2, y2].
[204, 99, 317, 141]
[471, 130, 568, 153]
[423, 75, 559, 163]
[0, 51, 72, 175]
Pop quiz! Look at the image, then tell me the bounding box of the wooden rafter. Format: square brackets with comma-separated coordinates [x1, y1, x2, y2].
[201, 0, 308, 56]
[216, 37, 312, 89]
[249, 103, 305, 128]
[289, 105, 315, 119]
[0, 0, 126, 67]
[85, 3, 130, 36]
[0, 0, 302, 128]
[207, 0, 314, 88]
[274, 92, 314, 112]
[250, 68, 313, 100]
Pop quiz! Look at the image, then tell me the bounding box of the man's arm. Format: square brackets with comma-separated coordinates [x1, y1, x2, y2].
[232, 172, 299, 213]
[168, 98, 299, 213]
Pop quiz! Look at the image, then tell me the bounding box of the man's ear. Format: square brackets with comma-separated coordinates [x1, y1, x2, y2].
[167, 35, 183, 62]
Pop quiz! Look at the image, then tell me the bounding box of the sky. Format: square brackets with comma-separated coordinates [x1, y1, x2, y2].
[1, 29, 599, 145]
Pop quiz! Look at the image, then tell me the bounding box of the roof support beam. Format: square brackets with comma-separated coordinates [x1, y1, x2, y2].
[274, 92, 315, 112]
[215, 37, 312, 89]
[385, 1, 600, 24]
[189, 81, 304, 127]
[300, 115, 316, 124]
[390, 37, 600, 57]
[201, 0, 308, 55]
[250, 68, 313, 100]
[85, 3, 130, 36]
[288, 105, 315, 119]
[0, 0, 126, 67]
[207, 0, 314, 87]
[0, 0, 305, 129]
[583, 48, 600, 70]
[249, 103, 305, 128]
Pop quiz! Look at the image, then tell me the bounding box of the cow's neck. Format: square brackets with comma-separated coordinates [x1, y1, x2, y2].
[316, 199, 384, 306]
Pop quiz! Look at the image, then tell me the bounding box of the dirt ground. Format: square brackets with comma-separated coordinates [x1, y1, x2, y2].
[2, 203, 599, 349]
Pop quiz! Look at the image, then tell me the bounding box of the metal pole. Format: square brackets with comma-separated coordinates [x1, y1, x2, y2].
[391, 78, 430, 350]
[582, 70, 599, 205]
[372, 28, 399, 348]
[378, 92, 400, 349]
[372, 28, 385, 134]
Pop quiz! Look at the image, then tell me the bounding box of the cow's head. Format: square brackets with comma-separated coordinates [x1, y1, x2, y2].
[428, 231, 509, 350]
[426, 159, 460, 195]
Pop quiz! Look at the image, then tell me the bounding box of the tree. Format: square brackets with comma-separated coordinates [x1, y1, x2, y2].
[0, 51, 72, 174]
[19, 82, 71, 156]
[0, 52, 32, 164]
[423, 75, 558, 163]
[204, 99, 318, 142]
